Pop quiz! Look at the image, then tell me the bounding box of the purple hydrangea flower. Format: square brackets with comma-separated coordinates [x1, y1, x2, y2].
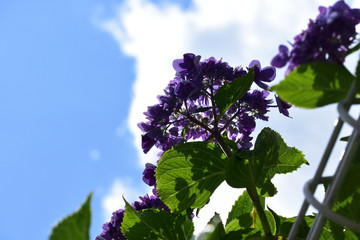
[172, 53, 200, 76]
[272, 0, 360, 74]
[96, 194, 169, 240]
[96, 209, 126, 240]
[132, 194, 169, 212]
[138, 54, 287, 153]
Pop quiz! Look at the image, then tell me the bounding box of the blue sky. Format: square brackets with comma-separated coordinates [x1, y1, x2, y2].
[0, 0, 358, 239]
[0, 0, 139, 238]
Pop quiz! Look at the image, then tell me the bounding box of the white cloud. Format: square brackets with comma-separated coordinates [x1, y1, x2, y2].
[195, 183, 244, 235]
[102, 178, 148, 221]
[100, 0, 335, 166]
[89, 149, 101, 161]
[100, 0, 358, 234]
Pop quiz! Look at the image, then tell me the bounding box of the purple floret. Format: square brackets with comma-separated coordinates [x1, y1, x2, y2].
[271, 45, 290, 68]
[249, 60, 276, 90]
[275, 95, 292, 118]
[142, 163, 157, 186]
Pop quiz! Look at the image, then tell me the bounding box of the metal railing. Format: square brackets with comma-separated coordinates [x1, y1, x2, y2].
[288, 81, 360, 239]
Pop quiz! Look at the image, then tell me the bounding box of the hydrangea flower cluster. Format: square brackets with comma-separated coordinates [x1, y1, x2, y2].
[97, 53, 290, 240]
[138, 54, 284, 155]
[95, 194, 169, 240]
[271, 0, 360, 74]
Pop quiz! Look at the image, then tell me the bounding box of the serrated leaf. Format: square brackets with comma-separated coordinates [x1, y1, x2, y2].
[267, 206, 283, 235]
[334, 191, 360, 226]
[197, 213, 225, 240]
[49, 193, 92, 240]
[272, 61, 355, 108]
[225, 213, 253, 233]
[156, 142, 226, 212]
[224, 210, 276, 237]
[226, 190, 253, 225]
[253, 210, 276, 236]
[214, 68, 254, 115]
[121, 199, 194, 240]
[225, 127, 308, 197]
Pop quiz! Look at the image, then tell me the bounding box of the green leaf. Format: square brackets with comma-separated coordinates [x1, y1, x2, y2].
[214, 68, 254, 115]
[49, 193, 92, 240]
[272, 61, 355, 108]
[226, 190, 253, 225]
[225, 127, 307, 197]
[224, 210, 276, 237]
[327, 219, 360, 240]
[197, 213, 225, 240]
[278, 216, 313, 239]
[253, 210, 276, 236]
[327, 220, 347, 240]
[340, 136, 350, 141]
[278, 216, 340, 239]
[156, 142, 227, 212]
[121, 199, 194, 240]
[225, 213, 253, 233]
[335, 163, 360, 204]
[333, 190, 360, 225]
[267, 206, 283, 235]
[344, 229, 360, 239]
[346, 42, 360, 57]
[222, 228, 262, 240]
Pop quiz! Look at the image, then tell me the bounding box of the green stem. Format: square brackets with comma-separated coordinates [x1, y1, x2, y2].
[212, 132, 233, 158]
[212, 132, 273, 238]
[185, 105, 273, 237]
[246, 187, 273, 237]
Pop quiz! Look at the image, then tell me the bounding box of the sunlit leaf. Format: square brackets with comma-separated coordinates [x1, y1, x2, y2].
[197, 213, 225, 240]
[156, 142, 226, 212]
[49, 193, 92, 240]
[215, 68, 254, 115]
[121, 199, 194, 240]
[253, 210, 276, 235]
[272, 62, 355, 108]
[226, 190, 253, 225]
[225, 213, 253, 233]
[225, 127, 307, 197]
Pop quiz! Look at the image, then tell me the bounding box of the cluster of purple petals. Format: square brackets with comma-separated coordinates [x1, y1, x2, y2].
[142, 163, 156, 187]
[96, 209, 126, 240]
[95, 194, 169, 240]
[271, 0, 360, 74]
[138, 53, 282, 155]
[142, 162, 159, 196]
